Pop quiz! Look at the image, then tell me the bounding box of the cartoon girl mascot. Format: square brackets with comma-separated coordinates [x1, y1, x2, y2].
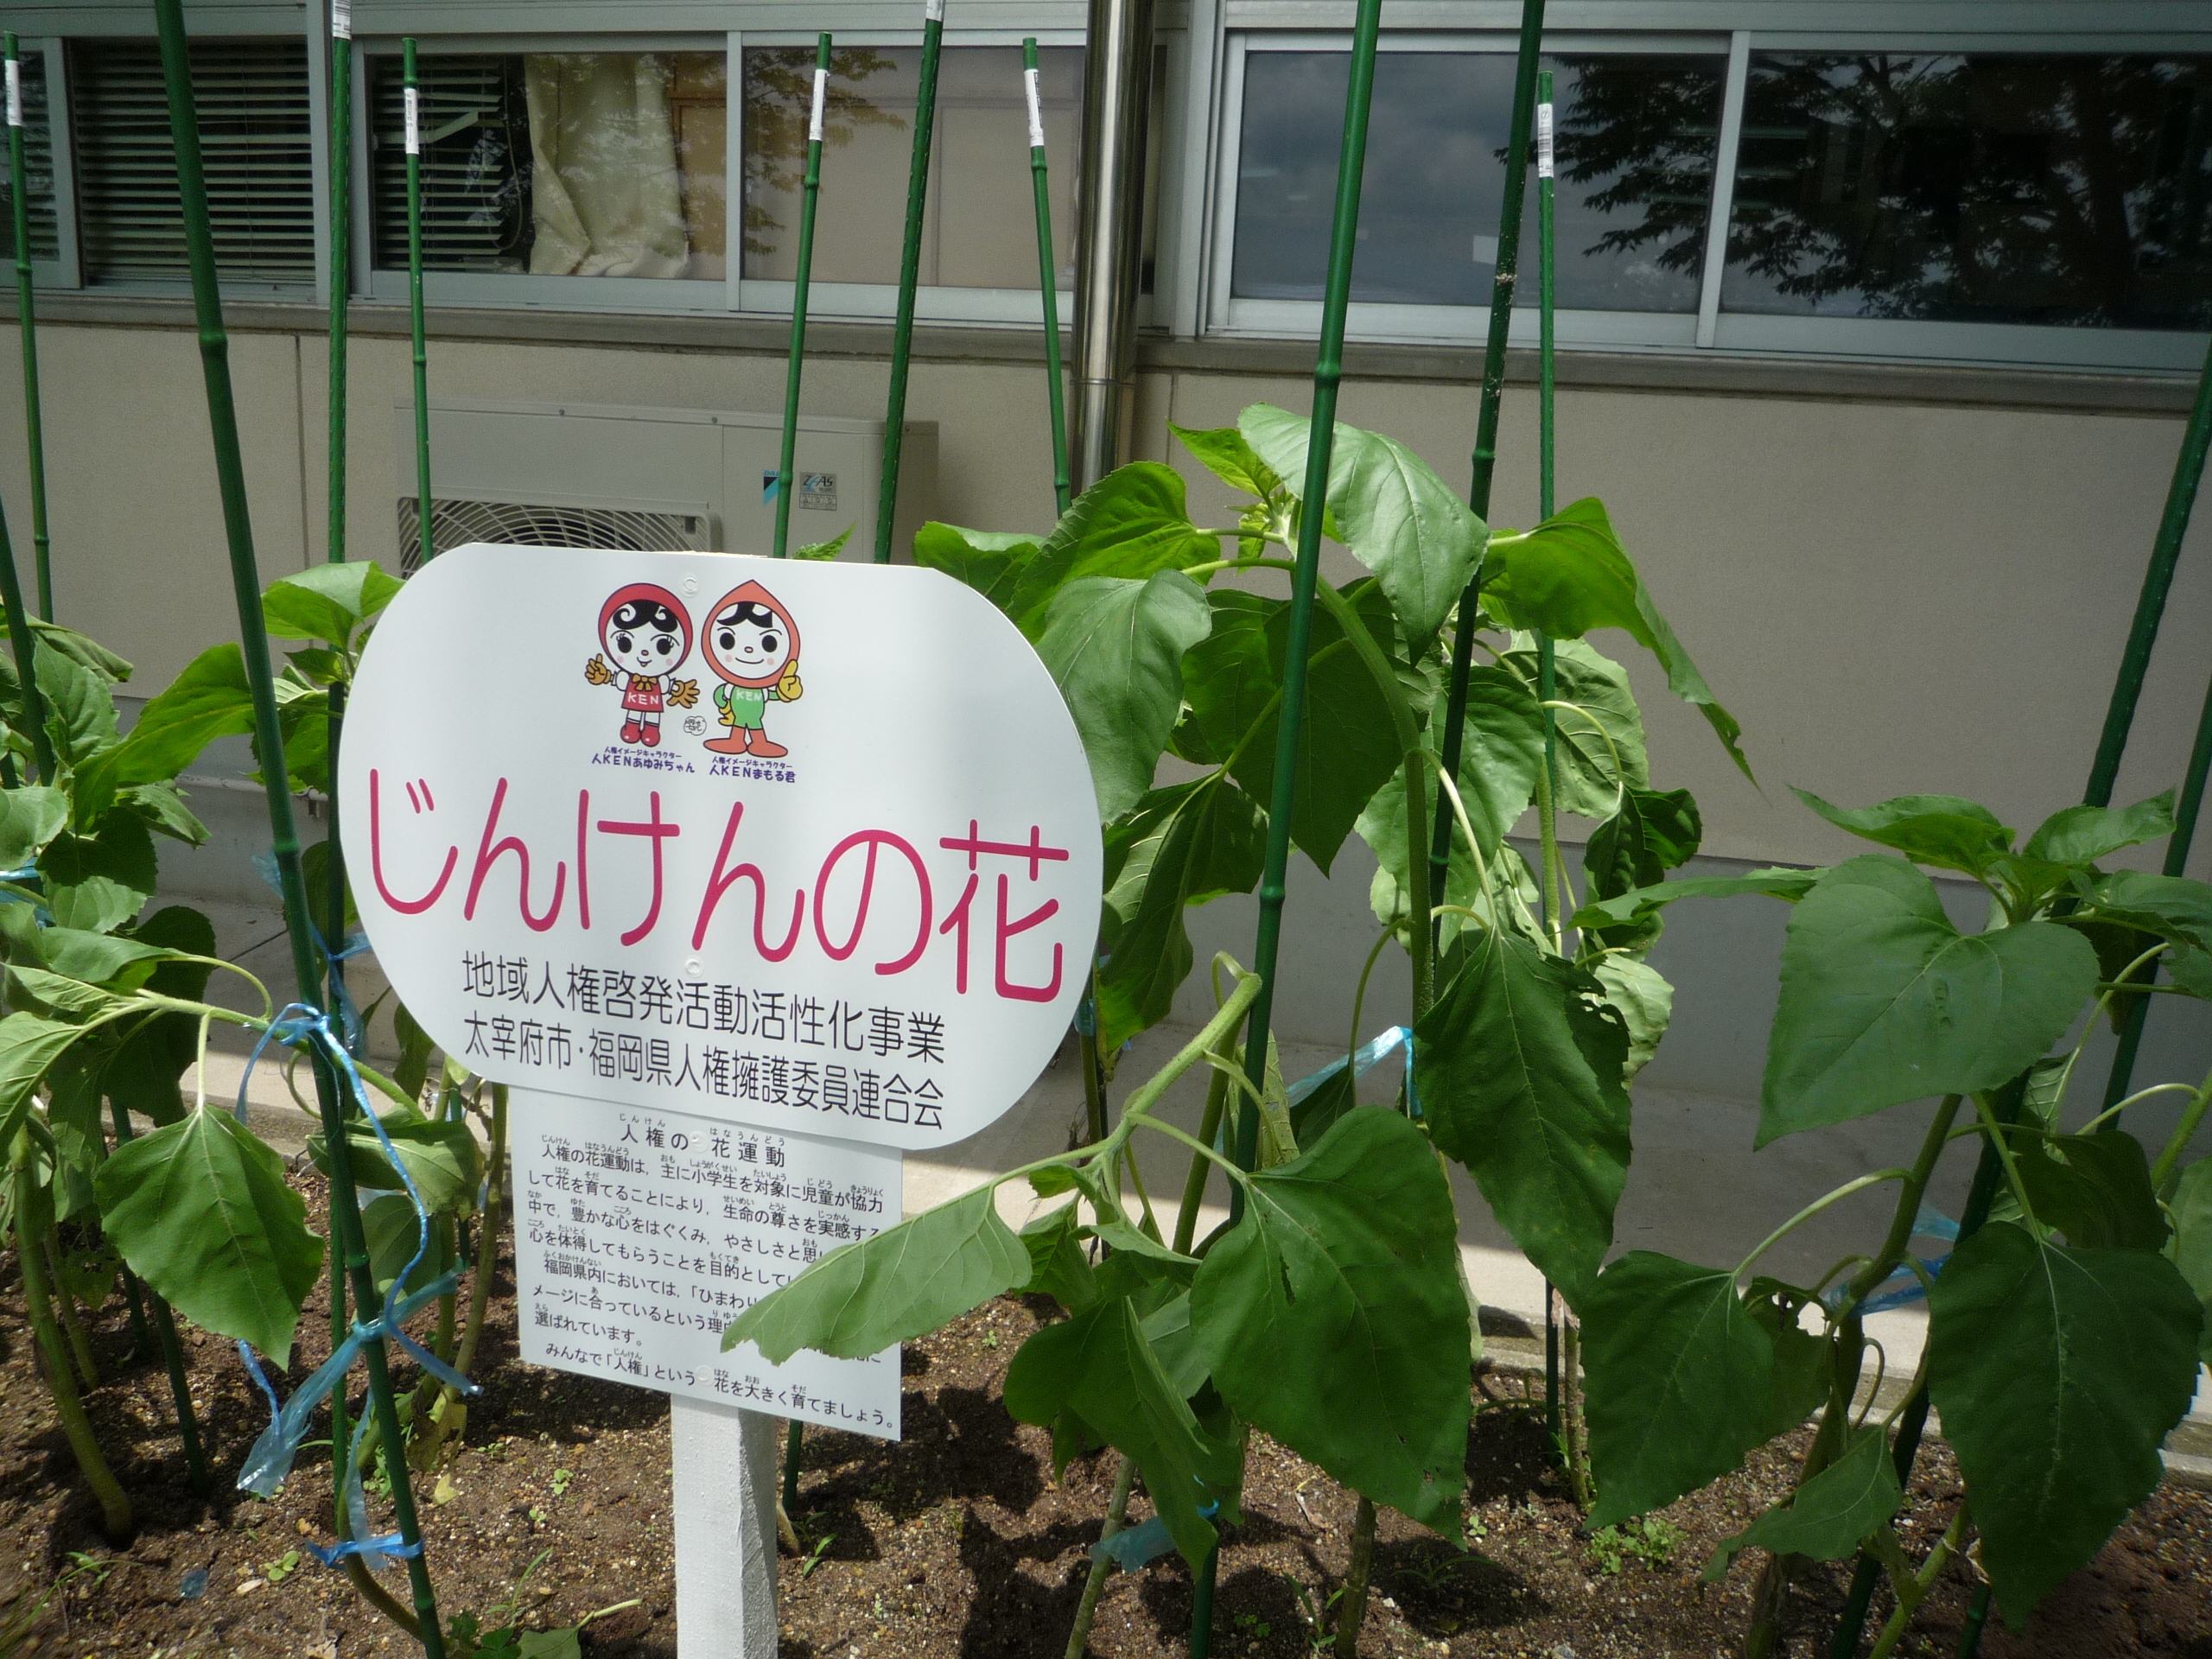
[702, 581, 804, 757]
[584, 583, 699, 746]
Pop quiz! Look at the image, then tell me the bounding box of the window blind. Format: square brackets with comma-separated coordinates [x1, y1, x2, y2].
[371, 53, 532, 272]
[71, 37, 314, 285]
[0, 51, 60, 263]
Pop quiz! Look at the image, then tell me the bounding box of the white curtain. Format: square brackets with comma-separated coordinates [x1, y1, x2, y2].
[524, 54, 690, 278]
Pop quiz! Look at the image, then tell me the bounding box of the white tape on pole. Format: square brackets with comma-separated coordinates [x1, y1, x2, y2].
[1535, 101, 1554, 181]
[331, 0, 352, 40]
[809, 68, 827, 144]
[5, 61, 20, 130]
[404, 84, 420, 155]
[925, 0, 945, 20]
[1024, 67, 1045, 150]
[672, 1400, 779, 1659]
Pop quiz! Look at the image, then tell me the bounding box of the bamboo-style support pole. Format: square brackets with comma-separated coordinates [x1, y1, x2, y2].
[774, 35, 832, 560]
[1427, 0, 1544, 916]
[404, 40, 432, 568]
[1194, 0, 1386, 1650]
[1024, 37, 1071, 518]
[4, 35, 49, 618]
[150, 6, 446, 1648]
[872, 0, 944, 563]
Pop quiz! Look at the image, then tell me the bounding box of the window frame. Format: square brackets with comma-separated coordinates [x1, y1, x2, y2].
[1204, 22, 2212, 372]
[350, 27, 1087, 327]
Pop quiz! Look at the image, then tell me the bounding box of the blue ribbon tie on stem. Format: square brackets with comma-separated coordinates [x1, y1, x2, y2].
[1286, 1026, 1419, 1118]
[232, 1001, 479, 1570]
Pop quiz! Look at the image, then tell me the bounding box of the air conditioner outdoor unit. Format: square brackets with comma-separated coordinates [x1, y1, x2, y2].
[391, 397, 938, 570]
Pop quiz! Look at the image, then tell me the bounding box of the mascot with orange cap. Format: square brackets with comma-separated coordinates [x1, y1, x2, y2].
[700, 581, 804, 758]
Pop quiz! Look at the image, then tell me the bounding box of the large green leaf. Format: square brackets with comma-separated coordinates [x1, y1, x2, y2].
[912, 524, 1041, 618]
[721, 1181, 1029, 1363]
[1191, 1107, 1470, 1532]
[1928, 1222, 2202, 1624]
[1482, 500, 1749, 780]
[1792, 789, 2014, 879]
[1570, 867, 1821, 936]
[1582, 1252, 1774, 1529]
[1173, 590, 1276, 766]
[2023, 791, 2174, 867]
[95, 906, 217, 1130]
[1500, 638, 1649, 817]
[360, 1190, 439, 1296]
[29, 620, 131, 683]
[2013, 1129, 2166, 1251]
[1586, 787, 1700, 899]
[0, 786, 66, 869]
[94, 1107, 325, 1363]
[102, 644, 255, 788]
[1095, 775, 1265, 1052]
[40, 810, 158, 934]
[1592, 954, 1674, 1082]
[1414, 931, 1630, 1307]
[1238, 406, 1483, 652]
[309, 1106, 485, 1217]
[1761, 856, 2097, 1146]
[1745, 1284, 1830, 1441]
[1169, 422, 1283, 500]
[35, 640, 119, 766]
[1402, 667, 1546, 857]
[0, 1009, 90, 1148]
[259, 560, 404, 646]
[1227, 581, 1407, 874]
[1004, 1298, 1238, 1569]
[1712, 1427, 1901, 1578]
[1037, 570, 1212, 823]
[2169, 1160, 2212, 1366]
[1020, 1201, 1099, 1312]
[1009, 463, 1219, 636]
[2079, 871, 2212, 955]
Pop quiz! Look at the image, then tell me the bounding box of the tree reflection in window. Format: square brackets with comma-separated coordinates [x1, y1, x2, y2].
[1724, 54, 2212, 328]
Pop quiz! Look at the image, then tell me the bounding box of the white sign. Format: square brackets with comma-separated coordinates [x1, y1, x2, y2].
[342, 544, 1102, 1150]
[512, 1087, 901, 1434]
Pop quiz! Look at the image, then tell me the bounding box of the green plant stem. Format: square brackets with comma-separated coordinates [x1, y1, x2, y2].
[784, 1418, 804, 1514]
[102, 1095, 208, 1495]
[1173, 1028, 1236, 1255]
[1954, 1582, 1993, 1659]
[774, 34, 831, 559]
[1866, 1509, 1971, 1659]
[117, 1263, 153, 1362]
[1734, 1169, 1914, 1283]
[409, 1213, 458, 1427]
[153, 3, 443, 1644]
[1064, 1453, 1135, 1659]
[874, 4, 943, 563]
[1333, 1496, 1376, 1659]
[43, 1230, 99, 1388]
[1026, 36, 1071, 518]
[1561, 1316, 1592, 1510]
[1427, 0, 1547, 920]
[439, 1082, 504, 1411]
[11, 1131, 131, 1541]
[6, 33, 50, 619]
[403, 39, 431, 568]
[2151, 1062, 2212, 1191]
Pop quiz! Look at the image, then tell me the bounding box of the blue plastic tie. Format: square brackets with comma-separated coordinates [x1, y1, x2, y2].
[1090, 1494, 1222, 1572]
[1286, 1026, 1420, 1118]
[232, 1002, 479, 1572]
[1822, 1208, 1959, 1318]
[252, 851, 372, 1052]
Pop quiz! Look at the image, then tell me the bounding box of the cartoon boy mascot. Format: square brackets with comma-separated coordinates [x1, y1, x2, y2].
[701, 581, 803, 757]
[584, 583, 699, 747]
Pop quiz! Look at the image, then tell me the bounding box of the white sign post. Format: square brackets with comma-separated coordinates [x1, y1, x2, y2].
[343, 545, 1102, 1656]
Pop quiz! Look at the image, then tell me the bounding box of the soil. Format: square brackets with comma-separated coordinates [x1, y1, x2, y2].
[5, 1169, 2211, 1659]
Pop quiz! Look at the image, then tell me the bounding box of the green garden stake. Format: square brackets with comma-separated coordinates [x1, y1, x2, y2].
[1427, 0, 1545, 914]
[1024, 37, 1071, 518]
[1533, 69, 1566, 1459]
[774, 35, 832, 560]
[150, 4, 446, 1647]
[404, 38, 432, 568]
[1198, 0, 1386, 1649]
[872, 0, 944, 563]
[2101, 664, 2212, 1109]
[5, 34, 51, 620]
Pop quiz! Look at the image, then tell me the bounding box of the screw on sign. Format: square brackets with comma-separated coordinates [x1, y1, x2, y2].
[343, 543, 1102, 1657]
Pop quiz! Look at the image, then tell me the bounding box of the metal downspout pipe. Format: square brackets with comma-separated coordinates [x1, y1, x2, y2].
[1067, 0, 1154, 493]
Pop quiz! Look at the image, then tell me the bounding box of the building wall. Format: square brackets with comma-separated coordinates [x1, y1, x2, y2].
[1, 302, 2207, 1103]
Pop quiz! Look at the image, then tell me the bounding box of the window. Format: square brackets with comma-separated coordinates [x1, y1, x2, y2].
[1217, 40, 1726, 339]
[0, 50, 59, 264]
[741, 44, 1082, 292]
[1724, 54, 2212, 330]
[371, 52, 728, 282]
[70, 38, 313, 287]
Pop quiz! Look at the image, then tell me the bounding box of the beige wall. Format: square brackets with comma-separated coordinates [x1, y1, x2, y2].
[0, 315, 2206, 886]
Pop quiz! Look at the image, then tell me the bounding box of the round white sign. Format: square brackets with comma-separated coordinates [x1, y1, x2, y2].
[340, 544, 1103, 1151]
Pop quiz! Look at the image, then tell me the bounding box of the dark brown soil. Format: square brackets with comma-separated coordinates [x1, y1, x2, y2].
[4, 1170, 2211, 1659]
